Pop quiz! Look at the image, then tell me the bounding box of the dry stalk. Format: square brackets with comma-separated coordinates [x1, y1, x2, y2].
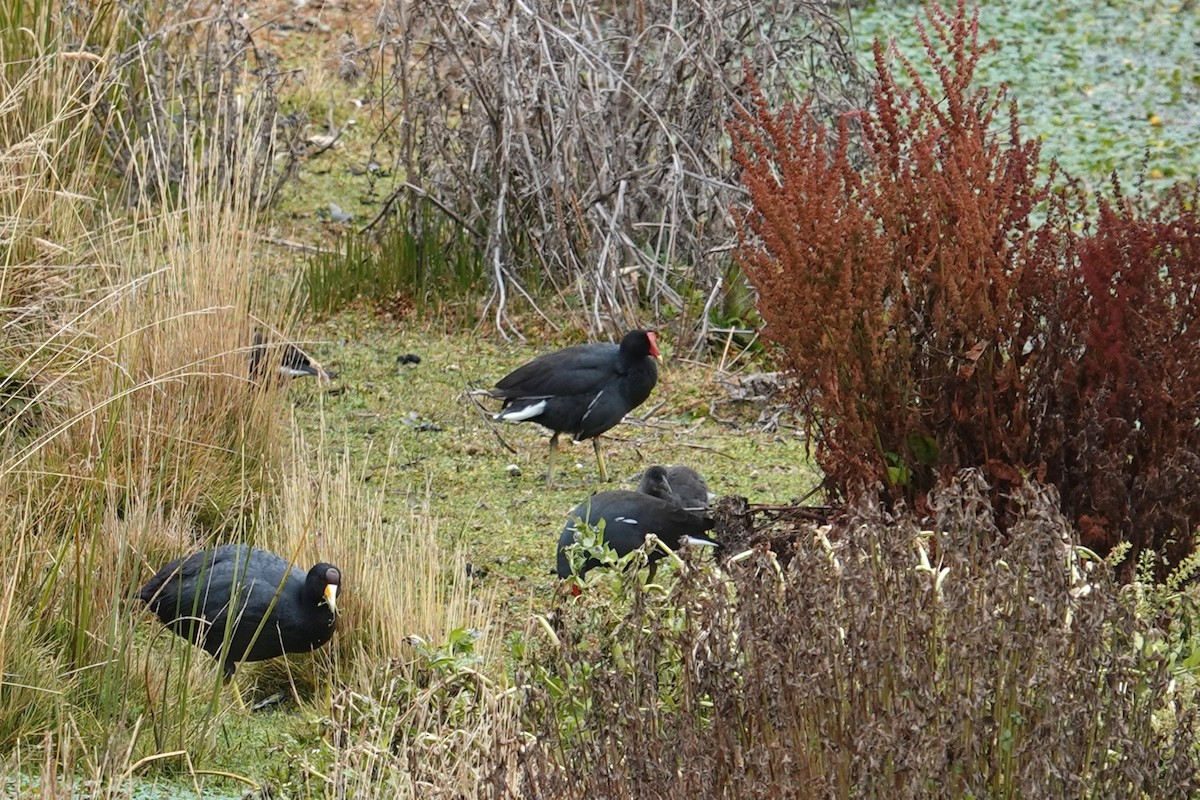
[359, 0, 864, 340]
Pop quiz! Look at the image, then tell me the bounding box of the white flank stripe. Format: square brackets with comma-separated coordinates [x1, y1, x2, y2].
[614, 516, 638, 526]
[580, 390, 604, 424]
[682, 535, 719, 548]
[279, 365, 313, 377]
[497, 400, 547, 422]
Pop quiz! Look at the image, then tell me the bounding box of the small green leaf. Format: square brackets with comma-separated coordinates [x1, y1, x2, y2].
[906, 434, 940, 467]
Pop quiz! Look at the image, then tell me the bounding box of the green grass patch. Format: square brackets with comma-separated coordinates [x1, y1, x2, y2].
[303, 201, 486, 320]
[292, 316, 818, 623]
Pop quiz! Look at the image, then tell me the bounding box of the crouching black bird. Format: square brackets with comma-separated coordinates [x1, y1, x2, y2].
[637, 465, 715, 513]
[250, 330, 335, 382]
[556, 490, 719, 588]
[489, 329, 660, 486]
[138, 544, 341, 678]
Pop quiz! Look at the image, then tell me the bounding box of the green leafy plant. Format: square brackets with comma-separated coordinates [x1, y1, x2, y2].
[408, 627, 483, 685]
[851, 0, 1200, 190]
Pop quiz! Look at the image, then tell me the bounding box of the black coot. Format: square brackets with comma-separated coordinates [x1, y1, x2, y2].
[490, 330, 660, 486]
[637, 465, 714, 513]
[250, 330, 335, 382]
[138, 544, 340, 677]
[556, 490, 718, 583]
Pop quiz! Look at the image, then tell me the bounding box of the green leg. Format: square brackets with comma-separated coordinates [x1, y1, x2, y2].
[546, 432, 559, 488]
[233, 678, 249, 713]
[224, 668, 249, 713]
[593, 437, 609, 482]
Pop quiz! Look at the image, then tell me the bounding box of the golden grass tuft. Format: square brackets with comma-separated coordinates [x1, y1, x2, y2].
[265, 437, 500, 681]
[1, 17, 520, 785]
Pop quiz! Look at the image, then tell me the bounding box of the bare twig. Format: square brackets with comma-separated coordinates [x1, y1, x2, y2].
[361, 0, 864, 341]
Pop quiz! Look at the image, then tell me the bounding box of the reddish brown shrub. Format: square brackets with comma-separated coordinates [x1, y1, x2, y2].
[731, 0, 1054, 500]
[1028, 184, 1200, 567]
[730, 0, 1200, 564]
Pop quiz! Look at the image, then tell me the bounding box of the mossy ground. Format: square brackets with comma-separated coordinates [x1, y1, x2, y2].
[13, 0, 1190, 792]
[89, 317, 814, 792]
[291, 314, 820, 626]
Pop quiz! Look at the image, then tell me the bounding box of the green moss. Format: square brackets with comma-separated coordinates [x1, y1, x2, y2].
[292, 315, 820, 621]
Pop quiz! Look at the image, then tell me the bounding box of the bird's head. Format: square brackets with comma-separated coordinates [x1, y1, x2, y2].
[622, 329, 661, 362]
[309, 563, 341, 615]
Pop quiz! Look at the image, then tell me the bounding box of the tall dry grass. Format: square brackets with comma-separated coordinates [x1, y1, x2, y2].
[253, 436, 501, 691]
[248, 439, 523, 797]
[0, 27, 303, 778]
[1, 0, 127, 758]
[1, 2, 517, 794]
